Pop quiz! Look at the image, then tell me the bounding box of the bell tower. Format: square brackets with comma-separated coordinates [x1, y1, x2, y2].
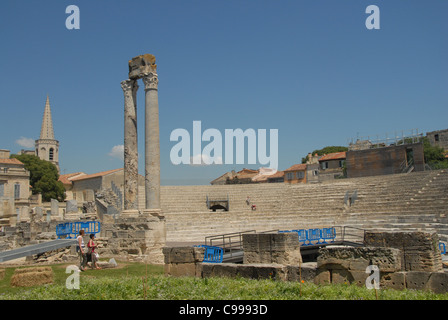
[35, 95, 60, 171]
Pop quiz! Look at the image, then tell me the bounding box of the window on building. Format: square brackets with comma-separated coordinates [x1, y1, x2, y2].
[339, 160, 345, 168]
[321, 162, 328, 170]
[313, 170, 319, 176]
[296, 171, 305, 179]
[0, 182, 4, 197]
[435, 134, 439, 142]
[14, 183, 20, 199]
[49, 148, 54, 161]
[286, 172, 294, 180]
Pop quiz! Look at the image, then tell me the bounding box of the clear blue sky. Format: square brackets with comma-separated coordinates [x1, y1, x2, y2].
[1, 1, 447, 185]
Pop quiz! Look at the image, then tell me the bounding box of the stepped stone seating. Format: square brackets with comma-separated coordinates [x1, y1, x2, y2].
[133, 169, 448, 245]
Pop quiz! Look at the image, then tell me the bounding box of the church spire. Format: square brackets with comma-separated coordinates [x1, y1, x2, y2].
[39, 95, 55, 140]
[35, 95, 59, 172]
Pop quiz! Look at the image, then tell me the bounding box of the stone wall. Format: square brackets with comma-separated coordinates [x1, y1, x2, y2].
[101, 215, 166, 264]
[242, 232, 302, 265]
[364, 230, 443, 272]
[346, 142, 425, 178]
[163, 246, 204, 277]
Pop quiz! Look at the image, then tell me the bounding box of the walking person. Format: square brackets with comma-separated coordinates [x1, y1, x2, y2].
[87, 233, 101, 270]
[77, 230, 87, 271]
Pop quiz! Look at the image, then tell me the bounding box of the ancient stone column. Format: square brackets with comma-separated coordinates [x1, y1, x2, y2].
[121, 79, 139, 214]
[142, 73, 161, 213]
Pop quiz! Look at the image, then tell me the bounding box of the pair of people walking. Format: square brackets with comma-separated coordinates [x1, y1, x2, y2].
[77, 230, 101, 271]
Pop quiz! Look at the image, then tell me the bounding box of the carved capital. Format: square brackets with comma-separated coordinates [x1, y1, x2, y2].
[142, 73, 158, 90]
[121, 79, 138, 93]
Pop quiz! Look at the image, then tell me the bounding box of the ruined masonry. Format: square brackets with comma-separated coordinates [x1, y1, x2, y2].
[107, 54, 166, 263]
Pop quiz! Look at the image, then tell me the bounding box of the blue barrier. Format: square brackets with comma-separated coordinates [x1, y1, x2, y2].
[196, 245, 223, 263]
[321, 227, 336, 243]
[279, 227, 337, 246]
[307, 229, 321, 245]
[293, 229, 308, 244]
[440, 242, 446, 255]
[56, 221, 101, 239]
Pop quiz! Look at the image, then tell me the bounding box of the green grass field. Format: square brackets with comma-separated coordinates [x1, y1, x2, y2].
[0, 261, 447, 300]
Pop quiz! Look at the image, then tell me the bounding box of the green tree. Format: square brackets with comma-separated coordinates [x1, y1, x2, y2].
[11, 154, 66, 202]
[421, 137, 448, 169]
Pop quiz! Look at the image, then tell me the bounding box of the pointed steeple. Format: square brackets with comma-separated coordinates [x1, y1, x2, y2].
[40, 95, 55, 140]
[35, 95, 59, 172]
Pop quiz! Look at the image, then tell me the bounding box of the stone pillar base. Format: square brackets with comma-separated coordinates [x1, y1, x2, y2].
[120, 209, 141, 218]
[141, 208, 163, 217]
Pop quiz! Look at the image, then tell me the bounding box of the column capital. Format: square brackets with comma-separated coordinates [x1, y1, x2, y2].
[142, 73, 158, 91]
[121, 79, 138, 93]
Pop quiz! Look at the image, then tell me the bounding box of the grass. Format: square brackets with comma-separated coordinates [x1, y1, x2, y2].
[0, 261, 447, 300]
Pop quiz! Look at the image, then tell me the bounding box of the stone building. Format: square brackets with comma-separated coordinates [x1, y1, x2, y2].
[0, 150, 31, 225]
[35, 96, 60, 172]
[68, 168, 124, 203]
[318, 152, 346, 181]
[426, 128, 448, 152]
[346, 142, 425, 178]
[284, 164, 307, 184]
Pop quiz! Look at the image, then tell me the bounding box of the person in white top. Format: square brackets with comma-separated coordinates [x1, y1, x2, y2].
[77, 230, 87, 271]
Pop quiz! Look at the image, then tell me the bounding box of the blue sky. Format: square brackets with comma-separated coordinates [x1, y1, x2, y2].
[0, 1, 447, 185]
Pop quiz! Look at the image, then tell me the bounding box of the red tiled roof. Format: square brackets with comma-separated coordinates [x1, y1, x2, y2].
[284, 164, 307, 172]
[318, 152, 346, 161]
[237, 169, 259, 179]
[70, 168, 123, 181]
[58, 172, 86, 185]
[0, 158, 24, 165]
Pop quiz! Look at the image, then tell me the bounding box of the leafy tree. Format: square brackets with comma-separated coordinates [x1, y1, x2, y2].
[11, 154, 66, 202]
[301, 146, 348, 163]
[421, 137, 448, 169]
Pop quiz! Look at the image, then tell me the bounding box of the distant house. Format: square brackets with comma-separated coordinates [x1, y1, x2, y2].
[318, 152, 346, 181]
[284, 164, 307, 184]
[58, 172, 86, 200]
[0, 149, 31, 224]
[346, 142, 425, 178]
[66, 168, 124, 203]
[252, 168, 284, 183]
[426, 129, 448, 152]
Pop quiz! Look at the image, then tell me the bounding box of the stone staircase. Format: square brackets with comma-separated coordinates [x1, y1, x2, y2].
[131, 169, 448, 244]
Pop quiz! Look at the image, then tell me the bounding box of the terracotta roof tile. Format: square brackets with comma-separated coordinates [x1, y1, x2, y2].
[284, 164, 307, 172]
[70, 168, 122, 181]
[318, 152, 346, 161]
[0, 158, 24, 165]
[58, 172, 86, 185]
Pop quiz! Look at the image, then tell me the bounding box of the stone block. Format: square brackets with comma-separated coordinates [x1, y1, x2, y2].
[380, 272, 406, 291]
[426, 272, 448, 294]
[406, 271, 432, 291]
[128, 54, 157, 80]
[66, 200, 77, 213]
[317, 247, 402, 272]
[164, 263, 200, 277]
[314, 268, 331, 285]
[163, 247, 204, 264]
[364, 230, 443, 272]
[200, 263, 286, 281]
[285, 263, 317, 282]
[243, 232, 302, 265]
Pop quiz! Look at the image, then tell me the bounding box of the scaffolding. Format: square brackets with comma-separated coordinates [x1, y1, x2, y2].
[348, 128, 424, 151]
